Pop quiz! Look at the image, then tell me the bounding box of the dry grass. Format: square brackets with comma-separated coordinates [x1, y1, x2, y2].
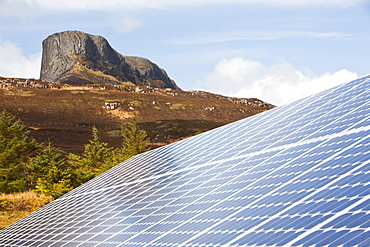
[106, 108, 133, 120]
[119, 81, 136, 86]
[170, 103, 186, 110]
[3, 90, 35, 97]
[72, 64, 119, 83]
[0, 191, 52, 200]
[0, 191, 53, 229]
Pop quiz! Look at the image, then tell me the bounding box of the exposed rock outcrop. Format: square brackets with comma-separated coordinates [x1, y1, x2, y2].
[0, 77, 60, 89]
[40, 31, 180, 90]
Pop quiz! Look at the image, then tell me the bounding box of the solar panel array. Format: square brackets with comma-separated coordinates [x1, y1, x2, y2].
[1, 75, 370, 247]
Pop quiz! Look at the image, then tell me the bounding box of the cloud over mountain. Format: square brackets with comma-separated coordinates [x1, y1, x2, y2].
[199, 57, 358, 106]
[0, 38, 41, 78]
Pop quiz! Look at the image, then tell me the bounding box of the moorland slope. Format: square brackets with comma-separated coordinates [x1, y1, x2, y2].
[0, 77, 274, 154]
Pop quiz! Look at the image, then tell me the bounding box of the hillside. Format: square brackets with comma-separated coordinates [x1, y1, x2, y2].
[0, 77, 274, 154]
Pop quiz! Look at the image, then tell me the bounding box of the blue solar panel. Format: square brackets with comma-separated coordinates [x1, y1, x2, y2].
[1, 75, 370, 246]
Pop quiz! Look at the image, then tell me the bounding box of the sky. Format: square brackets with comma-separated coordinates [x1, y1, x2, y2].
[0, 0, 369, 106]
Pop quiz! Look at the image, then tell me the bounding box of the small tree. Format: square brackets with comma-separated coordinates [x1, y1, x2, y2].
[68, 126, 114, 186]
[29, 144, 73, 198]
[37, 175, 73, 199]
[83, 127, 113, 168]
[0, 110, 39, 193]
[119, 113, 150, 159]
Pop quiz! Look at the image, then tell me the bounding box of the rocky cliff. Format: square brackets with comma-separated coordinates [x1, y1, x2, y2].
[40, 31, 180, 90]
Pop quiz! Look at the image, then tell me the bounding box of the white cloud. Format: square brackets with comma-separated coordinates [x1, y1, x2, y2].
[0, 39, 41, 79]
[108, 15, 143, 33]
[198, 57, 359, 106]
[0, 0, 39, 18]
[1, 0, 365, 33]
[1, 0, 366, 12]
[167, 31, 353, 45]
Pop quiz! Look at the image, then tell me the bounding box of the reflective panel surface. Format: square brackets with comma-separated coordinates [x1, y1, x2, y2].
[1, 75, 370, 246]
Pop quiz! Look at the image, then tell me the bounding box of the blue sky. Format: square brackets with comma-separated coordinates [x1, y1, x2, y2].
[0, 0, 369, 105]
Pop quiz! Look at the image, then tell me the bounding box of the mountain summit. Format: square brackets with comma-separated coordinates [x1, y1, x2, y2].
[40, 31, 180, 89]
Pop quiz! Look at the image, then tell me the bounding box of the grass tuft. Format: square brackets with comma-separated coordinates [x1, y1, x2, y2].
[0, 191, 53, 229]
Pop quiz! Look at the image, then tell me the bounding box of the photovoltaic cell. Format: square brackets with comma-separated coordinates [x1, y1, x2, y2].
[1, 75, 370, 246]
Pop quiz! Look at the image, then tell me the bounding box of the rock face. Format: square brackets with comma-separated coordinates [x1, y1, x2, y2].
[40, 31, 180, 89]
